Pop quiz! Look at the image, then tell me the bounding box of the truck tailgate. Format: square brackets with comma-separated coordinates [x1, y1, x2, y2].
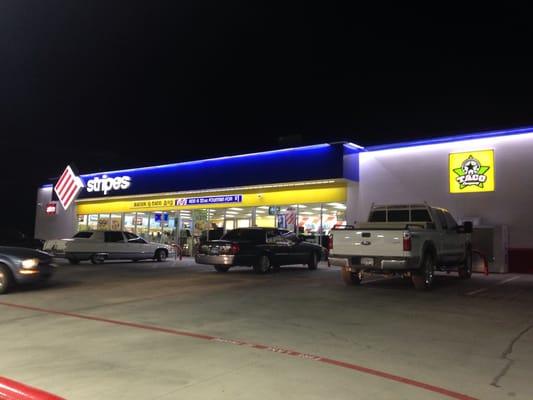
[331, 229, 405, 257]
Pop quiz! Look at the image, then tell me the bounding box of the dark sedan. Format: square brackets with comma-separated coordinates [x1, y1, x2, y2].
[195, 228, 325, 273]
[0, 247, 55, 294]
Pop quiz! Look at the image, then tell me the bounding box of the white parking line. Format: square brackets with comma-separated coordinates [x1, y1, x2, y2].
[466, 276, 521, 296]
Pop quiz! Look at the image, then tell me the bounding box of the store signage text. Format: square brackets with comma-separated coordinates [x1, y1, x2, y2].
[175, 195, 243, 206]
[86, 175, 131, 195]
[449, 149, 495, 193]
[133, 199, 175, 209]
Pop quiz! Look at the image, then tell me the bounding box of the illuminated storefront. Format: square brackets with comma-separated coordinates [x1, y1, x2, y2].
[36, 142, 360, 253]
[35, 128, 533, 272]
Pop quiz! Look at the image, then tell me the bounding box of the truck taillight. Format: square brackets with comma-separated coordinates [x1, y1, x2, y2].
[230, 243, 240, 254]
[403, 232, 411, 251]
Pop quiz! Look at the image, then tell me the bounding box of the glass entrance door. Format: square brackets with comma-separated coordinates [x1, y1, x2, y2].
[177, 210, 193, 256]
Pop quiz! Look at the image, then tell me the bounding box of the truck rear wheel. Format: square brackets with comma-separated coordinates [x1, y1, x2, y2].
[341, 267, 361, 286]
[412, 253, 435, 290]
[458, 248, 472, 279]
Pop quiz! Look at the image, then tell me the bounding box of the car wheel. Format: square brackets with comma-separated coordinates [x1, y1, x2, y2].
[155, 249, 167, 262]
[341, 267, 361, 285]
[458, 248, 472, 279]
[67, 258, 80, 265]
[253, 255, 271, 274]
[0, 264, 13, 294]
[90, 255, 105, 264]
[412, 252, 435, 290]
[308, 252, 318, 270]
[214, 265, 230, 273]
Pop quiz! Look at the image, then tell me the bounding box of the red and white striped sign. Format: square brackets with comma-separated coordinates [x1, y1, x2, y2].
[285, 207, 297, 226]
[54, 165, 84, 210]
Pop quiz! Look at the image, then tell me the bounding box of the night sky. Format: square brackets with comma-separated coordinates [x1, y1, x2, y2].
[1, 3, 532, 235]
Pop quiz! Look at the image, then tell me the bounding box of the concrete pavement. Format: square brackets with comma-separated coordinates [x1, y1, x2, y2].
[1, 258, 532, 399]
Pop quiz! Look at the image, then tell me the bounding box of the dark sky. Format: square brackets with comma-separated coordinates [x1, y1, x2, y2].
[1, 2, 533, 234]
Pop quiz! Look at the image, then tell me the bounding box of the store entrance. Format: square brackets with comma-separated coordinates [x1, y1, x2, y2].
[176, 211, 193, 256]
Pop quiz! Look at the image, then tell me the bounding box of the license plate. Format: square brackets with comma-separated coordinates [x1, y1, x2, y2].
[209, 248, 220, 255]
[361, 257, 374, 266]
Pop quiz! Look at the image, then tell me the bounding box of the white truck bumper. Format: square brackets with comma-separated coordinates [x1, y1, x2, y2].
[329, 255, 419, 271]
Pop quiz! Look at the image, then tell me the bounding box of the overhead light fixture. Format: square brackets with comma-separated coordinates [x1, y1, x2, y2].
[229, 207, 244, 211]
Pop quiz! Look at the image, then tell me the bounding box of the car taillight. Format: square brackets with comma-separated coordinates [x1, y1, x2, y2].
[403, 232, 411, 251]
[230, 243, 240, 254]
[328, 235, 333, 250]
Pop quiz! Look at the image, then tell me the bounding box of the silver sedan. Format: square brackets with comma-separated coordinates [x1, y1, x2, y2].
[0, 246, 55, 294]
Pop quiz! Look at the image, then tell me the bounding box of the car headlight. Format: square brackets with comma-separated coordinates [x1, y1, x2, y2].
[21, 258, 39, 269]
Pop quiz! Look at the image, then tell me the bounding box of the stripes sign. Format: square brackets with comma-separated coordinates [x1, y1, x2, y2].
[54, 165, 84, 210]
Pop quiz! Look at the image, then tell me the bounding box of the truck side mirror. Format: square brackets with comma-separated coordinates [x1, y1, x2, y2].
[462, 221, 473, 234]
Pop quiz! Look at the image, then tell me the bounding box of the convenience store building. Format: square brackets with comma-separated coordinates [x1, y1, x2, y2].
[35, 127, 533, 272]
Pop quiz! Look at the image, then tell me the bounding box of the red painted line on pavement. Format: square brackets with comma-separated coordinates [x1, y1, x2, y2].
[0, 301, 478, 400]
[0, 376, 64, 400]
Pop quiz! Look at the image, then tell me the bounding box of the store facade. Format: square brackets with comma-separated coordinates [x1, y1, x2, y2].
[35, 143, 360, 254]
[35, 127, 533, 272]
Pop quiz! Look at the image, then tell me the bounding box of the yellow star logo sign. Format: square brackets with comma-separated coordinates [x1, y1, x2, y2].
[449, 149, 495, 193]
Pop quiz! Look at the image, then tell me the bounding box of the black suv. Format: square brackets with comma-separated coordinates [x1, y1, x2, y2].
[195, 227, 325, 273]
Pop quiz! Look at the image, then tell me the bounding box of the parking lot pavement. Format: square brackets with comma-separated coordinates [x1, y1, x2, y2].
[1, 259, 533, 400]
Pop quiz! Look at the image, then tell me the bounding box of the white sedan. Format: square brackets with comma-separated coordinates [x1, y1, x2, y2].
[43, 231, 174, 264]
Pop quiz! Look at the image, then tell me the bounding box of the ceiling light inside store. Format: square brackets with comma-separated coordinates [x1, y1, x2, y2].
[225, 211, 238, 215]
[328, 203, 346, 209]
[229, 208, 243, 211]
[312, 207, 322, 211]
[257, 206, 269, 209]
[291, 204, 306, 208]
[300, 212, 314, 215]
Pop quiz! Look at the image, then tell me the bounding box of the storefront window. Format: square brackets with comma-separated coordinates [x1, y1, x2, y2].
[77, 215, 88, 231]
[88, 214, 98, 230]
[136, 212, 150, 239]
[177, 210, 193, 255]
[225, 207, 253, 230]
[148, 212, 163, 242]
[296, 203, 322, 244]
[322, 203, 347, 233]
[255, 206, 274, 228]
[97, 214, 110, 230]
[161, 212, 177, 245]
[110, 213, 122, 231]
[210, 209, 225, 228]
[276, 205, 298, 232]
[124, 213, 136, 234]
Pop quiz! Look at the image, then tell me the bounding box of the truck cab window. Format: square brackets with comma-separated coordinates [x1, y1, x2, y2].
[435, 210, 448, 230]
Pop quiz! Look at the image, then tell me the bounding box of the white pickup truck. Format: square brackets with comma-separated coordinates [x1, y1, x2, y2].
[328, 204, 473, 289]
